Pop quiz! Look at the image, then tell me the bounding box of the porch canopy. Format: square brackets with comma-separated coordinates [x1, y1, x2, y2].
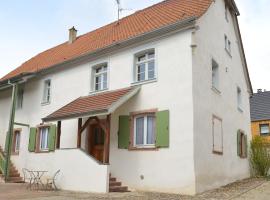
[42, 86, 140, 164]
[43, 86, 140, 122]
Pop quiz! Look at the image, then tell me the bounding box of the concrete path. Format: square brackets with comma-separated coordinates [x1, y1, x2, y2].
[0, 179, 269, 200]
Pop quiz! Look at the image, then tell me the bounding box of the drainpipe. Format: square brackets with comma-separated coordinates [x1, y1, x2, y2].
[4, 83, 18, 182]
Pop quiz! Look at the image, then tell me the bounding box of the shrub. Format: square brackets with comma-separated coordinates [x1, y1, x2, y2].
[250, 136, 270, 177]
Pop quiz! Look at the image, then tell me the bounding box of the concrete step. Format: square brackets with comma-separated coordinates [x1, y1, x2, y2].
[109, 186, 129, 192]
[110, 177, 116, 182]
[109, 181, 122, 187]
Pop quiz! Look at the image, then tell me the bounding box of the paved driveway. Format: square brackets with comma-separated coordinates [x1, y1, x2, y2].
[0, 179, 269, 200]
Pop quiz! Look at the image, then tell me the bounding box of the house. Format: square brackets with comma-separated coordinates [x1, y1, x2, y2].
[250, 89, 270, 139]
[0, 0, 252, 195]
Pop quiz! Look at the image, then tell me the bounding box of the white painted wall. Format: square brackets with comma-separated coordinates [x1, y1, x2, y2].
[192, 0, 251, 193]
[0, 29, 196, 194]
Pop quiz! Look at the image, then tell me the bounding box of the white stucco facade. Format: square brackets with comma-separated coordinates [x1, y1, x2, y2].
[0, 0, 251, 195]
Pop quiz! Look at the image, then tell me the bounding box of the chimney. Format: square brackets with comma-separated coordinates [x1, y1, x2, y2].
[257, 89, 263, 93]
[68, 26, 77, 44]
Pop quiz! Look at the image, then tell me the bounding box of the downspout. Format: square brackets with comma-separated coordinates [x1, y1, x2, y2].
[4, 82, 18, 182]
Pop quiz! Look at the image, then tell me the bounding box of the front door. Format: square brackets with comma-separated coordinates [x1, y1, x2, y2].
[89, 124, 105, 162]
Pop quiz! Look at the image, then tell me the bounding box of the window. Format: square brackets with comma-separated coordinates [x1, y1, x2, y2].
[225, 35, 231, 55]
[12, 130, 21, 154]
[39, 127, 49, 151]
[225, 5, 229, 22]
[212, 59, 219, 91]
[42, 79, 51, 104]
[237, 87, 243, 111]
[135, 50, 155, 82]
[93, 64, 108, 91]
[134, 114, 156, 147]
[212, 116, 223, 154]
[237, 130, 248, 158]
[260, 124, 270, 136]
[16, 85, 24, 109]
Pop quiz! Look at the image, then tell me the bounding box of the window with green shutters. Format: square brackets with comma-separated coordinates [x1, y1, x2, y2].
[28, 124, 57, 152]
[118, 110, 169, 149]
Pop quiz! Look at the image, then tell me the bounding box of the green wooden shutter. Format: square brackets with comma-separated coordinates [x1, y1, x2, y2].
[118, 116, 130, 149]
[156, 110, 169, 148]
[237, 130, 241, 157]
[28, 128, 37, 152]
[5, 132, 9, 154]
[48, 124, 57, 151]
[243, 135, 248, 158]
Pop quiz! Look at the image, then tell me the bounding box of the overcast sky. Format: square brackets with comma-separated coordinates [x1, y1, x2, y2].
[0, 0, 269, 92]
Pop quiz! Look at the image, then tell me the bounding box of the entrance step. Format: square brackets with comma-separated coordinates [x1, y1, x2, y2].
[0, 145, 24, 183]
[109, 174, 129, 193]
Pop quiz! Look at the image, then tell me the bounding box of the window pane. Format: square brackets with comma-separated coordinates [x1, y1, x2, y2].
[260, 125, 269, 135]
[138, 55, 146, 62]
[103, 73, 108, 89]
[15, 132, 20, 152]
[212, 60, 219, 89]
[96, 67, 102, 73]
[40, 128, 49, 150]
[136, 117, 144, 145]
[148, 52, 155, 59]
[148, 61, 155, 79]
[137, 64, 145, 81]
[147, 116, 155, 144]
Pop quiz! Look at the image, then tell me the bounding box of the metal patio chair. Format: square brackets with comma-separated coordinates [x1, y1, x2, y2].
[45, 169, 60, 190]
[22, 168, 34, 189]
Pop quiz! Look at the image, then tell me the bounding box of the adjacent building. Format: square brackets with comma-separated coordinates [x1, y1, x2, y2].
[250, 90, 270, 139]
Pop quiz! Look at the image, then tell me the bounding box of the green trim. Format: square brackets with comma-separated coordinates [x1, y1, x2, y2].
[14, 122, 30, 127]
[4, 83, 18, 181]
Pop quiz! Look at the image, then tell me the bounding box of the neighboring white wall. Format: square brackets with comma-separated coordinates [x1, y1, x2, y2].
[192, 0, 251, 193]
[15, 149, 108, 192]
[0, 28, 196, 194]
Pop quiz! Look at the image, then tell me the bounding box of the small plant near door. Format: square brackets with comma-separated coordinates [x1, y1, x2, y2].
[250, 136, 270, 177]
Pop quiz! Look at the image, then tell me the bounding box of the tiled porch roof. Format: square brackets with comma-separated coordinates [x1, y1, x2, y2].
[43, 87, 140, 122]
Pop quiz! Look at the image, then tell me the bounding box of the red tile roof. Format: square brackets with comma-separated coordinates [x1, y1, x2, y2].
[43, 87, 140, 121]
[1, 0, 212, 82]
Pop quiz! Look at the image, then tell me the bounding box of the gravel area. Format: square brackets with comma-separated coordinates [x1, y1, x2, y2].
[0, 178, 268, 200]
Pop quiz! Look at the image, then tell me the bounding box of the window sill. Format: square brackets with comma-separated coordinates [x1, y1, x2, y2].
[41, 102, 50, 106]
[238, 107, 243, 113]
[89, 88, 109, 95]
[131, 78, 157, 86]
[211, 87, 221, 95]
[11, 152, 19, 156]
[213, 150, 223, 155]
[35, 149, 50, 153]
[128, 146, 158, 151]
[225, 48, 232, 58]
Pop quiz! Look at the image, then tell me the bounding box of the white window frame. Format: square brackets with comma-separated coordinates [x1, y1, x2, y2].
[39, 127, 49, 151]
[212, 59, 220, 92]
[225, 5, 229, 22]
[225, 35, 232, 55]
[133, 114, 156, 148]
[92, 63, 108, 92]
[42, 79, 51, 104]
[134, 50, 156, 82]
[260, 124, 270, 136]
[237, 87, 243, 111]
